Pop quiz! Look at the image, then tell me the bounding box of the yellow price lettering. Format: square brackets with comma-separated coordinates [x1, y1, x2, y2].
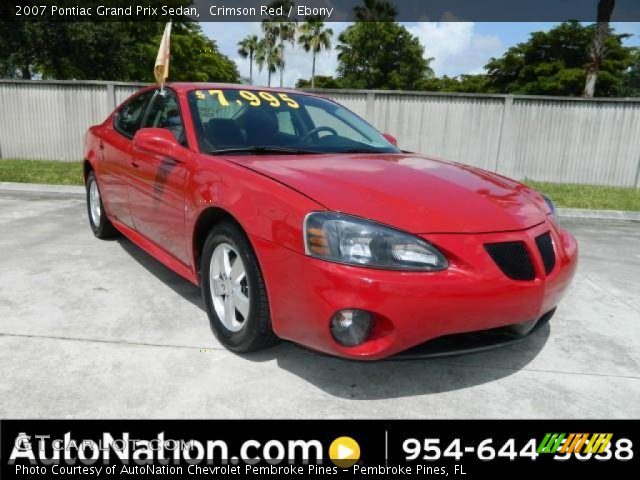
[278, 93, 299, 109]
[258, 91, 280, 107]
[208, 89, 229, 106]
[239, 90, 261, 106]
[196, 89, 299, 109]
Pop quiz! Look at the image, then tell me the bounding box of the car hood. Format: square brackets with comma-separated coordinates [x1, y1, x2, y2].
[227, 153, 549, 234]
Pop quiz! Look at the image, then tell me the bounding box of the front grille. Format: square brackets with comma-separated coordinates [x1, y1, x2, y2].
[485, 241, 535, 281]
[535, 231, 556, 275]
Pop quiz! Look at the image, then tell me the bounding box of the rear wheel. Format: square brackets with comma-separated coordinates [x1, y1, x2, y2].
[86, 170, 118, 239]
[200, 222, 279, 352]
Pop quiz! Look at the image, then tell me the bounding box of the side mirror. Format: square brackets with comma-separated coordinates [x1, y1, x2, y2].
[133, 128, 179, 159]
[383, 133, 398, 147]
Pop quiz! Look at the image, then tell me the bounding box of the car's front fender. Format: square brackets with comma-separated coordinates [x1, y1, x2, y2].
[186, 156, 324, 275]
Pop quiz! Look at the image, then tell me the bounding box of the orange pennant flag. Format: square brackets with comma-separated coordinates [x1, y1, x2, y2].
[154, 21, 172, 89]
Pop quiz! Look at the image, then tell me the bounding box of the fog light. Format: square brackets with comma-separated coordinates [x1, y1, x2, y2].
[330, 310, 374, 347]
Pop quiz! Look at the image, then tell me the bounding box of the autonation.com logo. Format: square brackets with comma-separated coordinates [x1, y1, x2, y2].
[9, 432, 349, 475]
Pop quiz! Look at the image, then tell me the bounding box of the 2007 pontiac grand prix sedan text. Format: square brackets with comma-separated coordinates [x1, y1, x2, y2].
[83, 83, 578, 360]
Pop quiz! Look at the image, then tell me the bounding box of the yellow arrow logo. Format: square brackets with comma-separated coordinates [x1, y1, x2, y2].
[329, 436, 360, 468]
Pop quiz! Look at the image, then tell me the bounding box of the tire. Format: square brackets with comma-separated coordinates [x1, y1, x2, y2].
[200, 222, 279, 353]
[86, 170, 118, 239]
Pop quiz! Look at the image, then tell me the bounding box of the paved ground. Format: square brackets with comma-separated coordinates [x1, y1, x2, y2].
[0, 190, 639, 418]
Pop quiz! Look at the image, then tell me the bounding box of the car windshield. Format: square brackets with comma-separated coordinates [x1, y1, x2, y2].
[187, 88, 400, 155]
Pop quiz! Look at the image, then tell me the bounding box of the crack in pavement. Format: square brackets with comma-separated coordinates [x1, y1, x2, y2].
[432, 361, 640, 381]
[577, 272, 640, 316]
[1, 332, 638, 381]
[0, 332, 223, 352]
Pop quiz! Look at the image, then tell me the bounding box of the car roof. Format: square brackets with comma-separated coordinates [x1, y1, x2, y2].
[166, 82, 315, 97]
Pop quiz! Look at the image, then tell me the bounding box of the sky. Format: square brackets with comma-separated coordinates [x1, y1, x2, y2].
[202, 22, 640, 88]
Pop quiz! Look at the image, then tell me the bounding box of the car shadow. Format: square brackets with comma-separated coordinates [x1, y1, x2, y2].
[116, 238, 205, 312]
[116, 236, 550, 400]
[244, 326, 549, 400]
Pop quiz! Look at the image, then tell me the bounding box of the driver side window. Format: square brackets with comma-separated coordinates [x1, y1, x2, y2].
[142, 91, 187, 146]
[304, 105, 367, 142]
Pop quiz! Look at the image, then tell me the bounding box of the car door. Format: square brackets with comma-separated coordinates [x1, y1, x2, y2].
[101, 90, 155, 228]
[127, 89, 191, 264]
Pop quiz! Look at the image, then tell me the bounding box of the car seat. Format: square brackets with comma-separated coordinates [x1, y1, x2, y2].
[205, 119, 246, 148]
[240, 109, 279, 146]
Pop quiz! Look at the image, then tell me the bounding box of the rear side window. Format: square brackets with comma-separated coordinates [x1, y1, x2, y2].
[114, 91, 154, 137]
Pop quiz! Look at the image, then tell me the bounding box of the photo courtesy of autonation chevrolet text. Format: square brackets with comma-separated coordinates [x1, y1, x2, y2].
[0, 0, 638, 478]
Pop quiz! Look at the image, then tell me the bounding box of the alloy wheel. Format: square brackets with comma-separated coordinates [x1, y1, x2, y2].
[209, 242, 250, 332]
[89, 179, 101, 226]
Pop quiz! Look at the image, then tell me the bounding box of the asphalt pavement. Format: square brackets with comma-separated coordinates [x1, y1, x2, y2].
[0, 188, 638, 418]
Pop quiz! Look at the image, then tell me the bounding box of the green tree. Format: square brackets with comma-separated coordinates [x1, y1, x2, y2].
[255, 35, 282, 87]
[296, 75, 342, 89]
[484, 21, 633, 97]
[584, 0, 616, 97]
[157, 23, 239, 83]
[0, 21, 239, 83]
[620, 48, 640, 96]
[336, 22, 433, 90]
[418, 74, 489, 93]
[237, 34, 260, 84]
[298, 16, 333, 88]
[262, 0, 297, 87]
[353, 0, 398, 21]
[0, 23, 43, 79]
[11, 22, 160, 81]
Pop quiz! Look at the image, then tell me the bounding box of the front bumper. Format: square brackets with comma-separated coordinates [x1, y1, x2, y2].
[393, 307, 556, 360]
[251, 220, 578, 360]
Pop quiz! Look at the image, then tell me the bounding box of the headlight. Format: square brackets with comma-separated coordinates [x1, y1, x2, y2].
[542, 194, 558, 223]
[304, 212, 448, 271]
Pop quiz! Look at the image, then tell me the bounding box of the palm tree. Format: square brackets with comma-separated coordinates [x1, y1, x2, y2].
[255, 36, 282, 87]
[237, 34, 259, 84]
[583, 0, 617, 97]
[298, 17, 333, 88]
[262, 0, 297, 87]
[424, 57, 436, 79]
[353, 0, 398, 21]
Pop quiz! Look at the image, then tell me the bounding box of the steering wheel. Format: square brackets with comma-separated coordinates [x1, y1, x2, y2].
[299, 126, 338, 143]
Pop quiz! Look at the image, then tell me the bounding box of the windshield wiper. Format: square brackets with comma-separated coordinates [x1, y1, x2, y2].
[340, 148, 383, 154]
[208, 146, 320, 155]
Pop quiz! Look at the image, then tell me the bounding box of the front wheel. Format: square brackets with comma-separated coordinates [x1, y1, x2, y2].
[86, 170, 118, 239]
[200, 222, 279, 353]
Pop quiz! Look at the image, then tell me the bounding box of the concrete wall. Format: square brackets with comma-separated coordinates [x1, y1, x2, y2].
[1, 79, 639, 187]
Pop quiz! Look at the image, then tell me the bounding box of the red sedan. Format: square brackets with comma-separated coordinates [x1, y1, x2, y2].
[84, 83, 577, 360]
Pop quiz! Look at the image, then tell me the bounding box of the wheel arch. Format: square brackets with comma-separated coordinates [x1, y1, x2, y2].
[83, 159, 93, 182]
[192, 206, 248, 279]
